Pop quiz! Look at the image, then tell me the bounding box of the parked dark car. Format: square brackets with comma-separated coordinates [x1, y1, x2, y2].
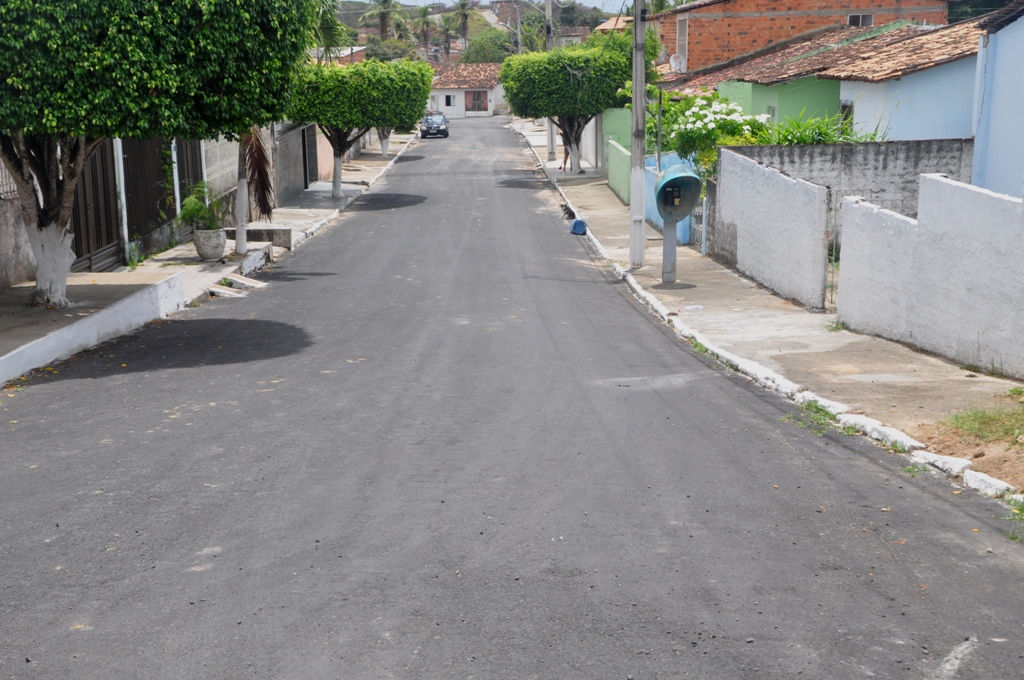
[420, 113, 449, 138]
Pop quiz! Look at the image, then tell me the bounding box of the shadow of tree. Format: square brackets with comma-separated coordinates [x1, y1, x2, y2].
[258, 270, 338, 284]
[394, 154, 425, 163]
[26, 318, 314, 383]
[345, 193, 427, 212]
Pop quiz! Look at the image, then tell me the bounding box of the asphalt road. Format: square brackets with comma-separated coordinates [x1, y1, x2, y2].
[2, 118, 1023, 679]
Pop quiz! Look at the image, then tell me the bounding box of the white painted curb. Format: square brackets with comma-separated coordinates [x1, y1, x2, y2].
[0, 274, 185, 386]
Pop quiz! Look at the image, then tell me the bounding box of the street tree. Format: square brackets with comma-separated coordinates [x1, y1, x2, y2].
[500, 47, 629, 172]
[463, 28, 514, 63]
[0, 0, 317, 308]
[289, 60, 433, 195]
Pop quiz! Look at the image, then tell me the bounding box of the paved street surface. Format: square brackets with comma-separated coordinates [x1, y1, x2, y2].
[2, 118, 1023, 679]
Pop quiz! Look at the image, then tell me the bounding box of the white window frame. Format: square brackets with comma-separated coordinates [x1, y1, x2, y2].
[676, 16, 688, 70]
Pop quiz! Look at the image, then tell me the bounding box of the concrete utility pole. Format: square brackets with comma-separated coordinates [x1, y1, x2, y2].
[545, 0, 554, 51]
[629, 0, 647, 268]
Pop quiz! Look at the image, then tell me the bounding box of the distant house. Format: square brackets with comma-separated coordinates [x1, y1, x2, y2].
[651, 0, 948, 73]
[819, 19, 984, 140]
[666, 22, 926, 123]
[971, 0, 1024, 196]
[310, 45, 367, 64]
[555, 26, 592, 46]
[594, 16, 632, 33]
[429, 63, 506, 118]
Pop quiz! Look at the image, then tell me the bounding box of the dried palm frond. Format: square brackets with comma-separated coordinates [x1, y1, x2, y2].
[242, 125, 274, 221]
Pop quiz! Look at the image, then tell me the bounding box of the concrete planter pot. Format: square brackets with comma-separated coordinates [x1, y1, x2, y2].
[192, 229, 226, 261]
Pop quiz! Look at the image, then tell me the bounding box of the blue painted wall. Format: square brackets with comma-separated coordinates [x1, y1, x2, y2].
[841, 57, 977, 141]
[973, 17, 1024, 197]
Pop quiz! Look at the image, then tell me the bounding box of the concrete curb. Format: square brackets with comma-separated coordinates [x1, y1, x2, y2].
[512, 123, 1022, 503]
[0, 274, 185, 386]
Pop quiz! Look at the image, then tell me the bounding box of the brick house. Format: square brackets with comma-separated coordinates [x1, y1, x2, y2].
[652, 0, 948, 72]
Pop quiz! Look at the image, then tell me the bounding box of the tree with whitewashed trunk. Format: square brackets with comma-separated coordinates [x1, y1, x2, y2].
[500, 48, 629, 174]
[289, 60, 433, 194]
[0, 0, 316, 307]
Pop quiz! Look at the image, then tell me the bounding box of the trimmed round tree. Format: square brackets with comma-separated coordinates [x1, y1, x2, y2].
[500, 48, 630, 173]
[0, 0, 317, 307]
[289, 60, 433, 195]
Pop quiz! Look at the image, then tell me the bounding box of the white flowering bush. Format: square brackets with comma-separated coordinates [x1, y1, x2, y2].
[659, 91, 769, 160]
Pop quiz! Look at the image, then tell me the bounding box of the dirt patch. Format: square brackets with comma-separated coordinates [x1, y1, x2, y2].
[914, 422, 1024, 490]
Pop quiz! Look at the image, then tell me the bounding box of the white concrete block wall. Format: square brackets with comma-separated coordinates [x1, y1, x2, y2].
[840, 174, 1024, 378]
[718, 150, 830, 309]
[204, 137, 240, 198]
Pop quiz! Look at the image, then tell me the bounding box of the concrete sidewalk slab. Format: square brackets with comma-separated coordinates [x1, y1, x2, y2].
[0, 271, 183, 385]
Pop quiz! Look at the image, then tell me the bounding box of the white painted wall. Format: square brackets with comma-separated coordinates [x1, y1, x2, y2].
[973, 18, 1024, 197]
[839, 174, 1024, 378]
[841, 57, 977, 140]
[431, 85, 505, 119]
[718, 150, 830, 309]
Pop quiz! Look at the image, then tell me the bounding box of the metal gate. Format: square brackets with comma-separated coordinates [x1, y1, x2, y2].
[175, 138, 204, 240]
[122, 137, 175, 242]
[70, 139, 122, 272]
[302, 125, 318, 188]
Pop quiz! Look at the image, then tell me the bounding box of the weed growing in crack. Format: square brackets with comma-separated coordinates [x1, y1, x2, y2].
[901, 464, 929, 477]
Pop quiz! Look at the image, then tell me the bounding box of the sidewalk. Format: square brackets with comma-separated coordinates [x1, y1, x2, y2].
[513, 120, 1024, 493]
[0, 133, 414, 386]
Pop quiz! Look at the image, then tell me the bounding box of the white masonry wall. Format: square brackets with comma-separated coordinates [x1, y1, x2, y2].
[839, 174, 1024, 378]
[718, 149, 830, 309]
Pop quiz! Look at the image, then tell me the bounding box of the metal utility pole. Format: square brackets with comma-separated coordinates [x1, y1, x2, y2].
[629, 0, 647, 268]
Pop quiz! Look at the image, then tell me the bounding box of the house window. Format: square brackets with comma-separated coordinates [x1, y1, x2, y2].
[466, 90, 488, 112]
[766, 105, 777, 123]
[676, 17, 688, 66]
[848, 14, 874, 27]
[445, 94, 454, 107]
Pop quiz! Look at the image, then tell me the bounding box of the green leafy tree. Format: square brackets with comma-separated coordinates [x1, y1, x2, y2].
[501, 47, 630, 172]
[289, 60, 433, 195]
[365, 36, 417, 61]
[463, 28, 514, 63]
[582, 25, 661, 86]
[0, 0, 317, 308]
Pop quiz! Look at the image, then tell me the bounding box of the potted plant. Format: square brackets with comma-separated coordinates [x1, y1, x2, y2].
[177, 182, 229, 261]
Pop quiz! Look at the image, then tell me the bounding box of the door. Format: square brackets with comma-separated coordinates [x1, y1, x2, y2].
[465, 90, 488, 113]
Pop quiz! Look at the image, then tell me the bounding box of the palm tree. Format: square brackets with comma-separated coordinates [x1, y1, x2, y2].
[438, 14, 460, 63]
[410, 6, 434, 49]
[391, 15, 414, 43]
[359, 0, 405, 40]
[450, 0, 480, 49]
[313, 0, 351, 63]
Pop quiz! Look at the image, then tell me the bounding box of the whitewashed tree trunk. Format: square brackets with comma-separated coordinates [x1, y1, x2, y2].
[234, 145, 247, 255]
[380, 135, 390, 157]
[332, 156, 343, 197]
[234, 176, 248, 255]
[24, 221, 76, 307]
[567, 141, 583, 174]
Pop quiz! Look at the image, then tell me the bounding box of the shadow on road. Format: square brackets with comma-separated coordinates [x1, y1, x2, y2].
[258, 270, 338, 284]
[23, 318, 314, 383]
[346, 193, 426, 212]
[394, 154, 424, 163]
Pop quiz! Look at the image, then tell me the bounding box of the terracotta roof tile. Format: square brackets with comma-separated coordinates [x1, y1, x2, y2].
[432, 62, 503, 89]
[819, 19, 985, 82]
[595, 16, 632, 32]
[978, 0, 1024, 33]
[667, 22, 928, 91]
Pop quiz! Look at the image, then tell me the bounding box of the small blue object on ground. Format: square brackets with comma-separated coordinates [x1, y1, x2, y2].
[569, 219, 587, 235]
